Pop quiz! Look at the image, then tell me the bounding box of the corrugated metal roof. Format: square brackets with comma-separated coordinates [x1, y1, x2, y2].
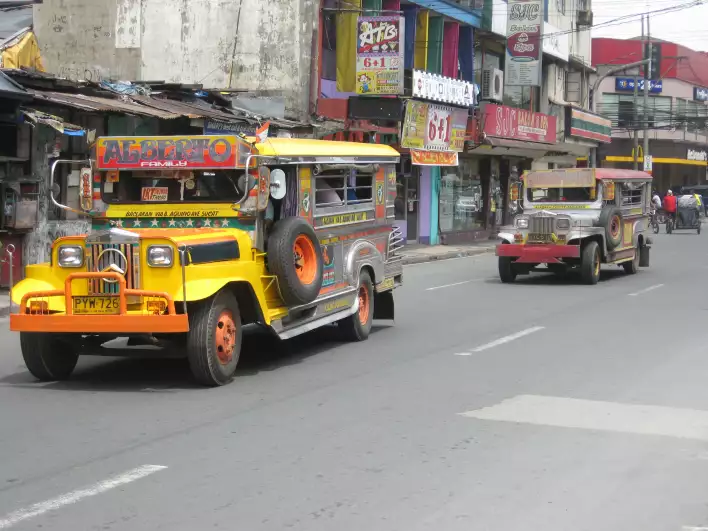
[0, 69, 29, 99]
[28, 90, 181, 119]
[0, 5, 32, 43]
[131, 95, 244, 122]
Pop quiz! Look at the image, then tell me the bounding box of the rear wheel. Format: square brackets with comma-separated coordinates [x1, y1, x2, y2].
[580, 241, 601, 285]
[498, 256, 517, 283]
[622, 248, 639, 274]
[338, 270, 374, 341]
[20, 333, 79, 381]
[186, 291, 242, 387]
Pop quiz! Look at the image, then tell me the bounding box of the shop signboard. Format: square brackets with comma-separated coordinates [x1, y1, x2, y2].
[204, 119, 255, 136]
[615, 78, 662, 93]
[694, 87, 708, 102]
[412, 70, 476, 107]
[401, 100, 468, 152]
[505, 0, 543, 87]
[410, 150, 459, 167]
[566, 108, 612, 143]
[355, 16, 404, 95]
[688, 148, 708, 162]
[482, 104, 556, 144]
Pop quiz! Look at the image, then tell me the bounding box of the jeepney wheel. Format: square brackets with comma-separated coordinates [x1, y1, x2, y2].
[338, 269, 374, 341]
[498, 256, 517, 283]
[580, 241, 601, 285]
[186, 290, 242, 387]
[622, 248, 640, 275]
[267, 217, 324, 306]
[20, 333, 79, 381]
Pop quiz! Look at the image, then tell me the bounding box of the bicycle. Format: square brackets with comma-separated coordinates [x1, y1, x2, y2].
[649, 210, 660, 234]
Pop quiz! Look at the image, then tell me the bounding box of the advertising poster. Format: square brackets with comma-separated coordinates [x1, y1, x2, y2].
[355, 16, 404, 95]
[401, 101, 468, 153]
[505, 0, 543, 86]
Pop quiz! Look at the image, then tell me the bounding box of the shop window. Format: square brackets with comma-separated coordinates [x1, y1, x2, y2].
[439, 158, 485, 233]
[314, 168, 374, 212]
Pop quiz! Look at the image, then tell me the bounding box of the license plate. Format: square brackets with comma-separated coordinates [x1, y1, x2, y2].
[528, 233, 553, 243]
[72, 296, 120, 315]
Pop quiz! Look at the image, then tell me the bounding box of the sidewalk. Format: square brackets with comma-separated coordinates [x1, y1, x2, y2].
[401, 241, 496, 265]
[0, 291, 9, 318]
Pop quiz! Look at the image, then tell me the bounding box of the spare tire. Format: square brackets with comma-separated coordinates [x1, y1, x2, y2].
[599, 207, 623, 250]
[267, 217, 323, 306]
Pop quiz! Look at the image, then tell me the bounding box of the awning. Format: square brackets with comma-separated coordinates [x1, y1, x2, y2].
[467, 136, 558, 158]
[22, 109, 85, 136]
[404, 0, 481, 27]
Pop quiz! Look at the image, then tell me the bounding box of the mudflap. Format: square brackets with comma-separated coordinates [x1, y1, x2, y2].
[639, 245, 650, 267]
[373, 291, 394, 321]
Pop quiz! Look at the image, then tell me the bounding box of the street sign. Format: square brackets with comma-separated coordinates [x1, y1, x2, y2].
[644, 155, 653, 173]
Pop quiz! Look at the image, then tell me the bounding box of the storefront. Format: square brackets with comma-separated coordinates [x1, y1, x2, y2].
[459, 103, 557, 241]
[400, 70, 476, 245]
[599, 139, 708, 192]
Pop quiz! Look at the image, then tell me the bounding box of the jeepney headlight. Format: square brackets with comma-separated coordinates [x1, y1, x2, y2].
[515, 216, 529, 229]
[57, 246, 84, 268]
[147, 246, 173, 267]
[556, 218, 571, 230]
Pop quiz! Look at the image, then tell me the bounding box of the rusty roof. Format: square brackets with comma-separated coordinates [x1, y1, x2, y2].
[130, 96, 242, 122]
[28, 90, 181, 119]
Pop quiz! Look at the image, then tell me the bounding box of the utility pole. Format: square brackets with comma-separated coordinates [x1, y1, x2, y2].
[643, 14, 651, 173]
[632, 16, 643, 171]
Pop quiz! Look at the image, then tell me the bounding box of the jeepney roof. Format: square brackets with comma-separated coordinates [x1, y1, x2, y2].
[250, 138, 400, 161]
[525, 168, 652, 188]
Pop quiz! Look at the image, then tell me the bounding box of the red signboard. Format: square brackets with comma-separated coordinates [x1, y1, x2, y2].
[96, 135, 254, 170]
[481, 104, 556, 144]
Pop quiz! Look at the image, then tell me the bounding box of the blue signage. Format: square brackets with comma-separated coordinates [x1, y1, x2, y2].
[615, 78, 663, 93]
[694, 87, 708, 102]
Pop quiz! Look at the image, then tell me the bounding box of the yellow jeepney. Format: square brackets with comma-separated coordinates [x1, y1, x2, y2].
[9, 135, 403, 386]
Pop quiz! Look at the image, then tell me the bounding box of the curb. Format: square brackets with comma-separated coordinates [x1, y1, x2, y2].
[402, 247, 495, 265]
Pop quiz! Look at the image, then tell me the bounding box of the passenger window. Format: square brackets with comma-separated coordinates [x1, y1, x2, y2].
[314, 168, 374, 211]
[620, 182, 643, 206]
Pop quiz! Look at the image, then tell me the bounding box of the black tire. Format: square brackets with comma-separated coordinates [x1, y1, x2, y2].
[652, 219, 660, 234]
[187, 290, 242, 387]
[622, 248, 639, 274]
[698, 223, 702, 235]
[20, 333, 79, 381]
[666, 219, 673, 233]
[338, 269, 374, 341]
[580, 241, 601, 285]
[599, 207, 623, 250]
[498, 256, 517, 283]
[267, 217, 323, 306]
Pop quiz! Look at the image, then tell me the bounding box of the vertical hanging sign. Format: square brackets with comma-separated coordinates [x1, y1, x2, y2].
[505, 0, 543, 87]
[355, 16, 405, 95]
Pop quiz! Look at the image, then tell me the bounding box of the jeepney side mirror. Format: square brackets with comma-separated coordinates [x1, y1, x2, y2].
[237, 173, 257, 195]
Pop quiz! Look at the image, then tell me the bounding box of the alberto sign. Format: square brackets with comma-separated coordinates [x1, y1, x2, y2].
[96, 136, 251, 170]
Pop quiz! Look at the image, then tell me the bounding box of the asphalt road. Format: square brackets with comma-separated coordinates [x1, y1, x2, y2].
[1, 231, 708, 530]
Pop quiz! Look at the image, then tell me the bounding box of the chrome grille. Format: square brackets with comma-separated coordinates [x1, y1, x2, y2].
[86, 243, 140, 294]
[530, 216, 554, 234]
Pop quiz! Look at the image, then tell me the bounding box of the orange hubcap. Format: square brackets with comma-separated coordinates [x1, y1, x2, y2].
[293, 236, 317, 286]
[215, 310, 237, 365]
[358, 285, 370, 325]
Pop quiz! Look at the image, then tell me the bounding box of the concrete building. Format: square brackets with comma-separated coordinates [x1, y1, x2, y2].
[33, 0, 319, 121]
[593, 37, 708, 192]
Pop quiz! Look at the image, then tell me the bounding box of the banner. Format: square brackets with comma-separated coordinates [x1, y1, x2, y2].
[505, 0, 542, 86]
[411, 150, 458, 167]
[401, 100, 468, 152]
[355, 16, 404, 95]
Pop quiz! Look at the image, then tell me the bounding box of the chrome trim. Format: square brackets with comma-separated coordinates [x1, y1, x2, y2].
[50, 159, 93, 217]
[274, 298, 360, 340]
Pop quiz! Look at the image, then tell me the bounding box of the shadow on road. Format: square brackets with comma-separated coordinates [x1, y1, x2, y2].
[485, 268, 629, 286]
[0, 324, 389, 392]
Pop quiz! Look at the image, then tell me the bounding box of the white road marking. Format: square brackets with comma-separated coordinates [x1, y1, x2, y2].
[682, 527, 708, 530]
[472, 327, 544, 352]
[0, 465, 167, 529]
[628, 283, 664, 297]
[460, 395, 708, 442]
[426, 279, 485, 291]
[453, 352, 472, 356]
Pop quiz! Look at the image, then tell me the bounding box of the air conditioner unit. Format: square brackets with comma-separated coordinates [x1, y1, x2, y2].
[577, 9, 593, 27]
[481, 68, 503, 102]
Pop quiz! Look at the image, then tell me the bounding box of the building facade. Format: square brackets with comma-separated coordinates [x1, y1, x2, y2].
[594, 37, 708, 192]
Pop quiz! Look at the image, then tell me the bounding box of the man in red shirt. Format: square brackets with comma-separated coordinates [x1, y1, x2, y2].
[664, 190, 677, 225]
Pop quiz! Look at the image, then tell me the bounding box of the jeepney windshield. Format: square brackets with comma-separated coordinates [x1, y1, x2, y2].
[102, 170, 244, 204]
[527, 186, 596, 203]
